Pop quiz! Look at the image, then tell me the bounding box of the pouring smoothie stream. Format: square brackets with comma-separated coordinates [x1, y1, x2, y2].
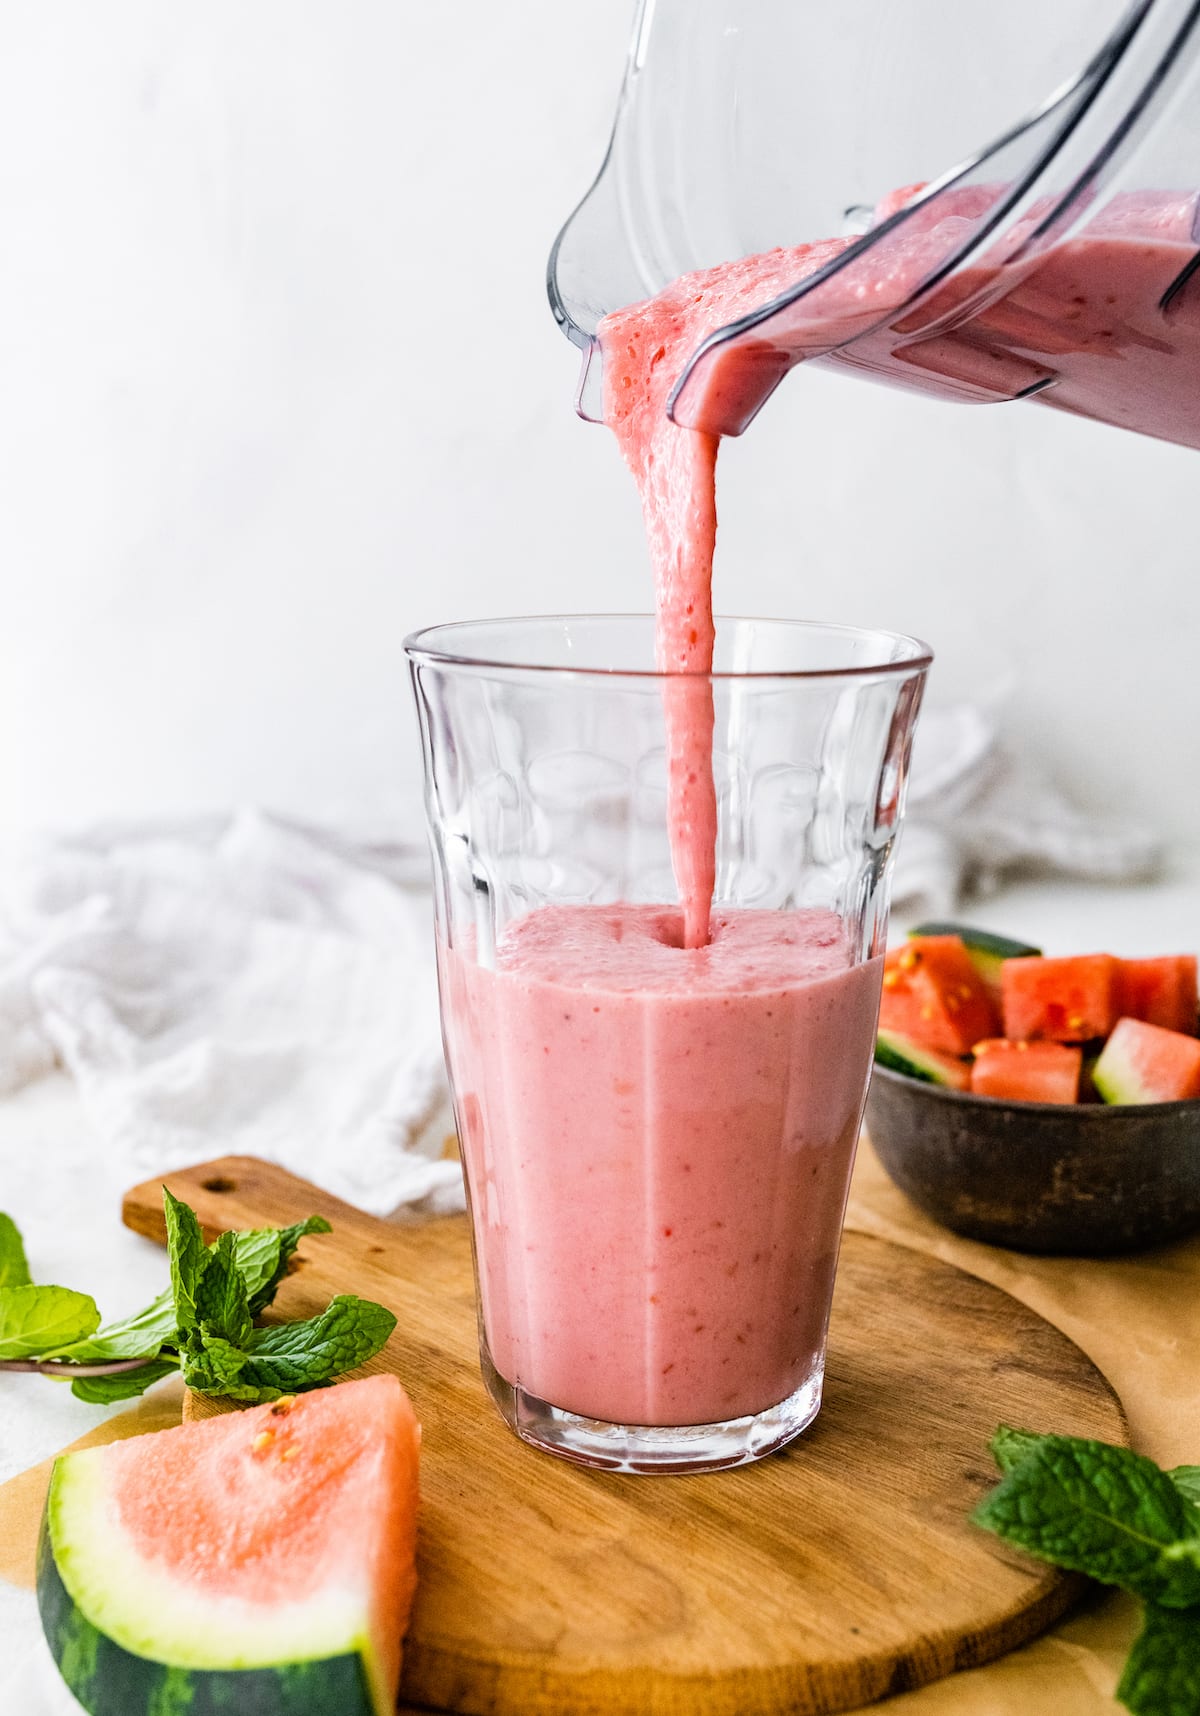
[433, 222, 900, 1450]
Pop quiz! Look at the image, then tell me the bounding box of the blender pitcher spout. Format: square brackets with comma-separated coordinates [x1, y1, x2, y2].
[550, 0, 1200, 451]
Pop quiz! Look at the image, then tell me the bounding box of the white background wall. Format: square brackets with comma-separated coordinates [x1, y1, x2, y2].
[0, 3, 1195, 848]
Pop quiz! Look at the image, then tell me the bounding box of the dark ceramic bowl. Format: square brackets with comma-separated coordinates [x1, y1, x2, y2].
[865, 1065, 1200, 1255]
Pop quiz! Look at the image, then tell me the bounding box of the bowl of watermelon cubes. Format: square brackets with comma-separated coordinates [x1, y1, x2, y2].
[864, 923, 1200, 1254]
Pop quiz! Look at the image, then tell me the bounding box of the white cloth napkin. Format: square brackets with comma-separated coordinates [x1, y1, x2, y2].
[0, 811, 462, 1217]
[896, 703, 1163, 917]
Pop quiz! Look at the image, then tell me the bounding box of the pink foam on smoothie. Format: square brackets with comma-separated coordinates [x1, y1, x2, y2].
[441, 905, 882, 1427]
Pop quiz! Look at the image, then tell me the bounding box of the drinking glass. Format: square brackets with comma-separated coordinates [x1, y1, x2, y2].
[406, 615, 930, 1473]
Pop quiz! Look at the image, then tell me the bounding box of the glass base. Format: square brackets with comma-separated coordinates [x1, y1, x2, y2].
[481, 1346, 824, 1474]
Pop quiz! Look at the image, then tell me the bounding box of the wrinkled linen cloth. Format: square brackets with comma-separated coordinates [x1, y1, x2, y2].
[897, 702, 1162, 916]
[0, 811, 461, 1217]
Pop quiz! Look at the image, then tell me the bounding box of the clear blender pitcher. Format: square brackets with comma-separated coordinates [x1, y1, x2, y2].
[549, 0, 1200, 449]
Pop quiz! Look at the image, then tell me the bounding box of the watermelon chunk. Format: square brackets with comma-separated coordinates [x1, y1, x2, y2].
[38, 1373, 420, 1716]
[970, 1039, 1082, 1105]
[879, 936, 999, 1056]
[1001, 954, 1119, 1043]
[874, 1028, 971, 1090]
[909, 921, 1041, 1000]
[1093, 1017, 1200, 1105]
[1117, 955, 1198, 1036]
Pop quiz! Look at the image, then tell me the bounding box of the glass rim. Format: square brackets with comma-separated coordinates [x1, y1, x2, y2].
[403, 613, 933, 682]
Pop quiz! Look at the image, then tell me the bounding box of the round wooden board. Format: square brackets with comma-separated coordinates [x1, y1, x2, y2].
[125, 1157, 1127, 1716]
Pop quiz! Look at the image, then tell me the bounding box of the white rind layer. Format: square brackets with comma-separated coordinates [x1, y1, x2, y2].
[47, 1447, 373, 1672]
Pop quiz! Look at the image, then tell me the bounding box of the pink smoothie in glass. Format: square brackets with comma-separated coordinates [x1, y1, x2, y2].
[441, 905, 882, 1426]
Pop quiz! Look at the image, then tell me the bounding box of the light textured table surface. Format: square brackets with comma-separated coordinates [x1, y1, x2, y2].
[2, 864, 1198, 1714]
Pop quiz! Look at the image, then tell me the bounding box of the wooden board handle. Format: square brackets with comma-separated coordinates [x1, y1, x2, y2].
[122, 1155, 385, 1248]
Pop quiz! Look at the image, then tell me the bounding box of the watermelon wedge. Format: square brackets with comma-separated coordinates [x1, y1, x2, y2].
[38, 1373, 420, 1716]
[909, 921, 1041, 1000]
[874, 1028, 970, 1090]
[879, 936, 999, 1056]
[1001, 953, 1119, 1043]
[1093, 1017, 1200, 1105]
[970, 1039, 1082, 1105]
[1117, 955, 1198, 1036]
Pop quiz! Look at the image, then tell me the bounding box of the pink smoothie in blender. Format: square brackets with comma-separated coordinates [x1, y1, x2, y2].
[668, 186, 1200, 449]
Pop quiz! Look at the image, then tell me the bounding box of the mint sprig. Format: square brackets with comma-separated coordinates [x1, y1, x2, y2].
[242, 1296, 400, 1393]
[0, 1194, 394, 1405]
[191, 1228, 254, 1350]
[1118, 1602, 1200, 1713]
[975, 1426, 1200, 1715]
[1168, 1467, 1200, 1511]
[0, 1213, 32, 1289]
[0, 1286, 100, 1360]
[164, 1189, 208, 1335]
[46, 1289, 177, 1366]
[68, 1359, 182, 1405]
[235, 1217, 331, 1315]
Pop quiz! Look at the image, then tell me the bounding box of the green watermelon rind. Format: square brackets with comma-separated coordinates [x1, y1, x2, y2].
[37, 1458, 384, 1716]
[874, 1029, 970, 1090]
[1092, 1022, 1192, 1106]
[909, 922, 1042, 991]
[1092, 1036, 1145, 1106]
[909, 922, 1042, 962]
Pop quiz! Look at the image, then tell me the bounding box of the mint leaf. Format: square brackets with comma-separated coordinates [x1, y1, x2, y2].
[193, 1233, 252, 1348]
[183, 1333, 273, 1402]
[70, 1359, 179, 1405]
[1168, 1467, 1200, 1510]
[46, 1289, 177, 1364]
[194, 1376, 279, 1403]
[0, 1215, 31, 1289]
[0, 1286, 100, 1360]
[1117, 1601, 1200, 1716]
[991, 1424, 1045, 1474]
[163, 1188, 206, 1333]
[186, 1370, 278, 1404]
[234, 1215, 331, 1315]
[230, 1230, 282, 1309]
[974, 1435, 1200, 1608]
[0, 1193, 388, 1411]
[241, 1296, 396, 1392]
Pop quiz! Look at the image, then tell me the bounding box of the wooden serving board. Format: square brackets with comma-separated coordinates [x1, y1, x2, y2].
[123, 1156, 1127, 1716]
